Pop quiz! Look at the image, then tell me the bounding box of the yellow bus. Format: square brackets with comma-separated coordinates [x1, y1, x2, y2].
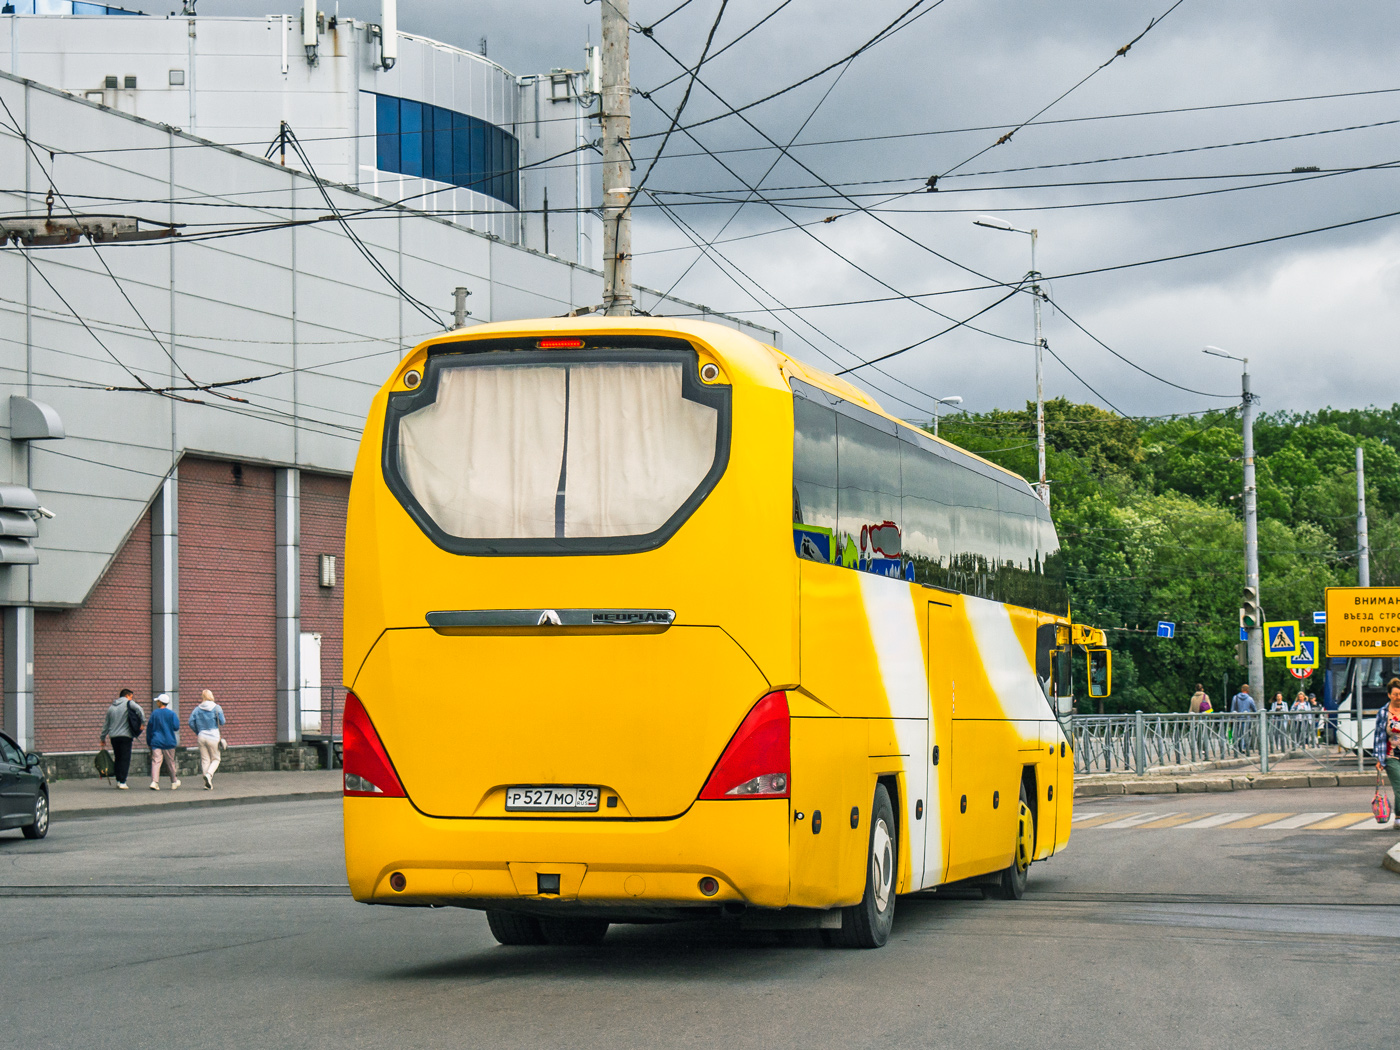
[342, 317, 1110, 948]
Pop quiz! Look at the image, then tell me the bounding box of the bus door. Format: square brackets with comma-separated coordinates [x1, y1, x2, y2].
[924, 600, 954, 884]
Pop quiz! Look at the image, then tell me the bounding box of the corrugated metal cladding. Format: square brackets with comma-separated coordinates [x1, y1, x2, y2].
[177, 458, 278, 748]
[33, 508, 152, 753]
[300, 473, 350, 741]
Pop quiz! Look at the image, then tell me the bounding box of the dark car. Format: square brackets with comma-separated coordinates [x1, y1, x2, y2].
[0, 730, 48, 839]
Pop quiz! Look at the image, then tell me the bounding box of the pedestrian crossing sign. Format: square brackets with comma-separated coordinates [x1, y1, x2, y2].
[1264, 620, 1301, 657]
[1288, 636, 1319, 669]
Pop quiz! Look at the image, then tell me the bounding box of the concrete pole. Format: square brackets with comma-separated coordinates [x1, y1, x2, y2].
[150, 472, 179, 716]
[1030, 228, 1047, 508]
[1357, 446, 1370, 586]
[1242, 366, 1264, 705]
[2, 606, 34, 750]
[600, 0, 633, 315]
[274, 468, 301, 745]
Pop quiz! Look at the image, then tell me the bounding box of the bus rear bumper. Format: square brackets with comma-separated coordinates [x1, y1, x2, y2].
[344, 796, 791, 912]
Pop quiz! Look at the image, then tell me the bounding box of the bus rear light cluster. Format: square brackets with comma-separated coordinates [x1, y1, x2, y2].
[343, 691, 407, 798]
[699, 691, 790, 800]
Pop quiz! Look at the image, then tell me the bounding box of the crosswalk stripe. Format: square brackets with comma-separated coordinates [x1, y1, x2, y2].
[1071, 811, 1105, 823]
[1097, 811, 1181, 829]
[1137, 812, 1200, 829]
[1305, 812, 1372, 829]
[1218, 812, 1292, 828]
[1348, 817, 1390, 830]
[1073, 812, 1144, 828]
[1260, 812, 1335, 829]
[1174, 812, 1251, 829]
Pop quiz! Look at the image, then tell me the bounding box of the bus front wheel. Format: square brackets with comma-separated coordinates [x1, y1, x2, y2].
[824, 783, 897, 949]
[994, 783, 1032, 900]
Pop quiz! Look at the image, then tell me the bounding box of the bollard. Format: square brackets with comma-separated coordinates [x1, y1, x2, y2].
[1134, 710, 1146, 775]
[1258, 707, 1269, 773]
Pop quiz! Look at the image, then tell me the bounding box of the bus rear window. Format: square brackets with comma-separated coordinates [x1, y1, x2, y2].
[384, 348, 730, 554]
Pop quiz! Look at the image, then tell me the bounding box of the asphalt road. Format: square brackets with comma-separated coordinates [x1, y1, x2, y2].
[2, 786, 1397, 1050]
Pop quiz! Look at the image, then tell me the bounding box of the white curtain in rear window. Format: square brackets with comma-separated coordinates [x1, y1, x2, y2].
[563, 363, 717, 537]
[398, 365, 566, 538]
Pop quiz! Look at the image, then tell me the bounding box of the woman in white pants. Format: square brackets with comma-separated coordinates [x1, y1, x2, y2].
[188, 689, 227, 789]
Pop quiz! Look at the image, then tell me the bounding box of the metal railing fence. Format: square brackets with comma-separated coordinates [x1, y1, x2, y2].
[1069, 710, 1331, 775]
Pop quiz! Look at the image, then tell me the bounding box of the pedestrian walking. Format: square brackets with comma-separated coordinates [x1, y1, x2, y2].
[1230, 684, 1257, 753]
[1230, 684, 1256, 713]
[1269, 692, 1287, 712]
[1371, 677, 1400, 830]
[146, 693, 181, 791]
[1189, 684, 1212, 714]
[1291, 690, 1311, 711]
[99, 688, 144, 790]
[189, 689, 226, 790]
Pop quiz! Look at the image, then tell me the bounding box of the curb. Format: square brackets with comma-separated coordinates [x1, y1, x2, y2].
[1076, 771, 1375, 797]
[1385, 843, 1400, 876]
[51, 790, 342, 822]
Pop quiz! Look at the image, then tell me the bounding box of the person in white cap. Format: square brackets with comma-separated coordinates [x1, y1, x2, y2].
[146, 693, 181, 791]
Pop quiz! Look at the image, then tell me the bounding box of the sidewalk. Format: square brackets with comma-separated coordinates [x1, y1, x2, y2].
[1076, 754, 1378, 797]
[50, 769, 342, 821]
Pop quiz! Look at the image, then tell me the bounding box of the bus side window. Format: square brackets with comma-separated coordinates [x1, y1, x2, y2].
[793, 398, 838, 560]
[836, 414, 901, 574]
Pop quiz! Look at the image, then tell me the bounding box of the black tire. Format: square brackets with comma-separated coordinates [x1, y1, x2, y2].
[824, 783, 897, 949]
[994, 783, 1032, 900]
[538, 918, 609, 946]
[485, 910, 546, 945]
[21, 789, 48, 840]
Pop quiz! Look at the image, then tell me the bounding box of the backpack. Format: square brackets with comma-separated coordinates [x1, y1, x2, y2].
[94, 748, 115, 779]
[125, 700, 144, 737]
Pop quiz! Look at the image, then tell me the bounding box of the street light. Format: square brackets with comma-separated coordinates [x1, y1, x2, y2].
[974, 215, 1047, 507]
[1202, 345, 1262, 710]
[931, 394, 962, 437]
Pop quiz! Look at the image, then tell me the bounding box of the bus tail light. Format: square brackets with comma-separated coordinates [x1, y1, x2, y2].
[343, 691, 406, 798]
[699, 691, 790, 800]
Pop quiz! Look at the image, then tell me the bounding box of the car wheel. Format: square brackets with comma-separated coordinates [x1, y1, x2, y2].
[485, 909, 546, 945]
[538, 918, 609, 946]
[21, 789, 48, 840]
[824, 783, 897, 949]
[994, 783, 1032, 900]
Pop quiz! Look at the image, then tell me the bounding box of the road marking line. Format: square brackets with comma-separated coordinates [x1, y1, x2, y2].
[1260, 812, 1335, 829]
[1136, 812, 1200, 829]
[1071, 811, 1107, 822]
[1305, 812, 1371, 829]
[1073, 812, 1145, 828]
[1347, 818, 1391, 830]
[1174, 812, 1250, 829]
[1218, 812, 1292, 828]
[1097, 811, 1181, 829]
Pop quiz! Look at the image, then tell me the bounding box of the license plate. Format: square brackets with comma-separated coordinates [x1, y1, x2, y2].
[504, 786, 601, 812]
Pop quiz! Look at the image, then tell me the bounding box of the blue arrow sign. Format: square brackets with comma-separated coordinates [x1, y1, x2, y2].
[1157, 621, 1175, 638]
[1240, 626, 1249, 641]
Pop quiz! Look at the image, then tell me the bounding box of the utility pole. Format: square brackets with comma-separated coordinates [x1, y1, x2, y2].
[600, 0, 633, 315]
[1030, 228, 1047, 508]
[1357, 446, 1370, 586]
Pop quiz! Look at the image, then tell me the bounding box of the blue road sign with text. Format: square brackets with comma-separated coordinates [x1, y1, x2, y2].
[1313, 611, 1326, 625]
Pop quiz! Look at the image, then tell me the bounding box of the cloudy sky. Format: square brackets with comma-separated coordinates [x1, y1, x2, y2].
[219, 1, 1399, 421]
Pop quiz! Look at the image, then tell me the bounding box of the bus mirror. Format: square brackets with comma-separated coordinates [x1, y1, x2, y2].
[1088, 648, 1112, 697]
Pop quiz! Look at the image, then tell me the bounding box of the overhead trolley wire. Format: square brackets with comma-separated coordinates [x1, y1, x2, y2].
[640, 0, 798, 96]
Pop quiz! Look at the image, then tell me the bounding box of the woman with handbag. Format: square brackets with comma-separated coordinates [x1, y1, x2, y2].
[188, 689, 227, 790]
[1372, 678, 1400, 829]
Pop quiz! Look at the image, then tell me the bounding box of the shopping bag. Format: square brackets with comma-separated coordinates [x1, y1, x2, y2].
[1374, 771, 1392, 824]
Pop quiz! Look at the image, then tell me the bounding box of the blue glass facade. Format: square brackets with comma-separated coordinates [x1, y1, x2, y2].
[372, 93, 520, 209]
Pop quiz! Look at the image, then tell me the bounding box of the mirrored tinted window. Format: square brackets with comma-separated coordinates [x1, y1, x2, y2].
[837, 415, 902, 577]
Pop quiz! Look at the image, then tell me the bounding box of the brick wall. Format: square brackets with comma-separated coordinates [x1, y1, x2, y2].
[32, 507, 154, 752]
[299, 472, 349, 739]
[178, 457, 277, 746]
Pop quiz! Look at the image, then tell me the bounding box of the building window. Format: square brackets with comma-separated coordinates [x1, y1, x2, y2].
[318, 554, 336, 589]
[104, 75, 118, 89]
[372, 93, 520, 209]
[123, 75, 136, 89]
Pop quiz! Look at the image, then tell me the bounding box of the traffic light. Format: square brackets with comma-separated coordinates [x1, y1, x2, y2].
[1235, 641, 1247, 665]
[1240, 586, 1261, 630]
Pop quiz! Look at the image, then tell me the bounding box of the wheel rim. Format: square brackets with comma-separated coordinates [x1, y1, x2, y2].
[871, 818, 894, 913]
[1014, 801, 1030, 873]
[34, 793, 48, 835]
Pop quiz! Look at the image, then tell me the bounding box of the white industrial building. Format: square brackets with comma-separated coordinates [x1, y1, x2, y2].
[0, 5, 774, 763]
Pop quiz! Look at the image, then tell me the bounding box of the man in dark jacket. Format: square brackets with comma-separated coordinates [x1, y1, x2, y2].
[146, 693, 181, 791]
[100, 688, 142, 790]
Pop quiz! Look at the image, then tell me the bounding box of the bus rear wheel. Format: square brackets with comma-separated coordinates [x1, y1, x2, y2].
[485, 910, 547, 946]
[538, 918, 610, 946]
[824, 783, 897, 949]
[994, 783, 1032, 900]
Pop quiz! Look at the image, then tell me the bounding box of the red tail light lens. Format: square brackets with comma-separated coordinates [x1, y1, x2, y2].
[537, 337, 585, 349]
[699, 691, 790, 800]
[342, 691, 406, 798]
